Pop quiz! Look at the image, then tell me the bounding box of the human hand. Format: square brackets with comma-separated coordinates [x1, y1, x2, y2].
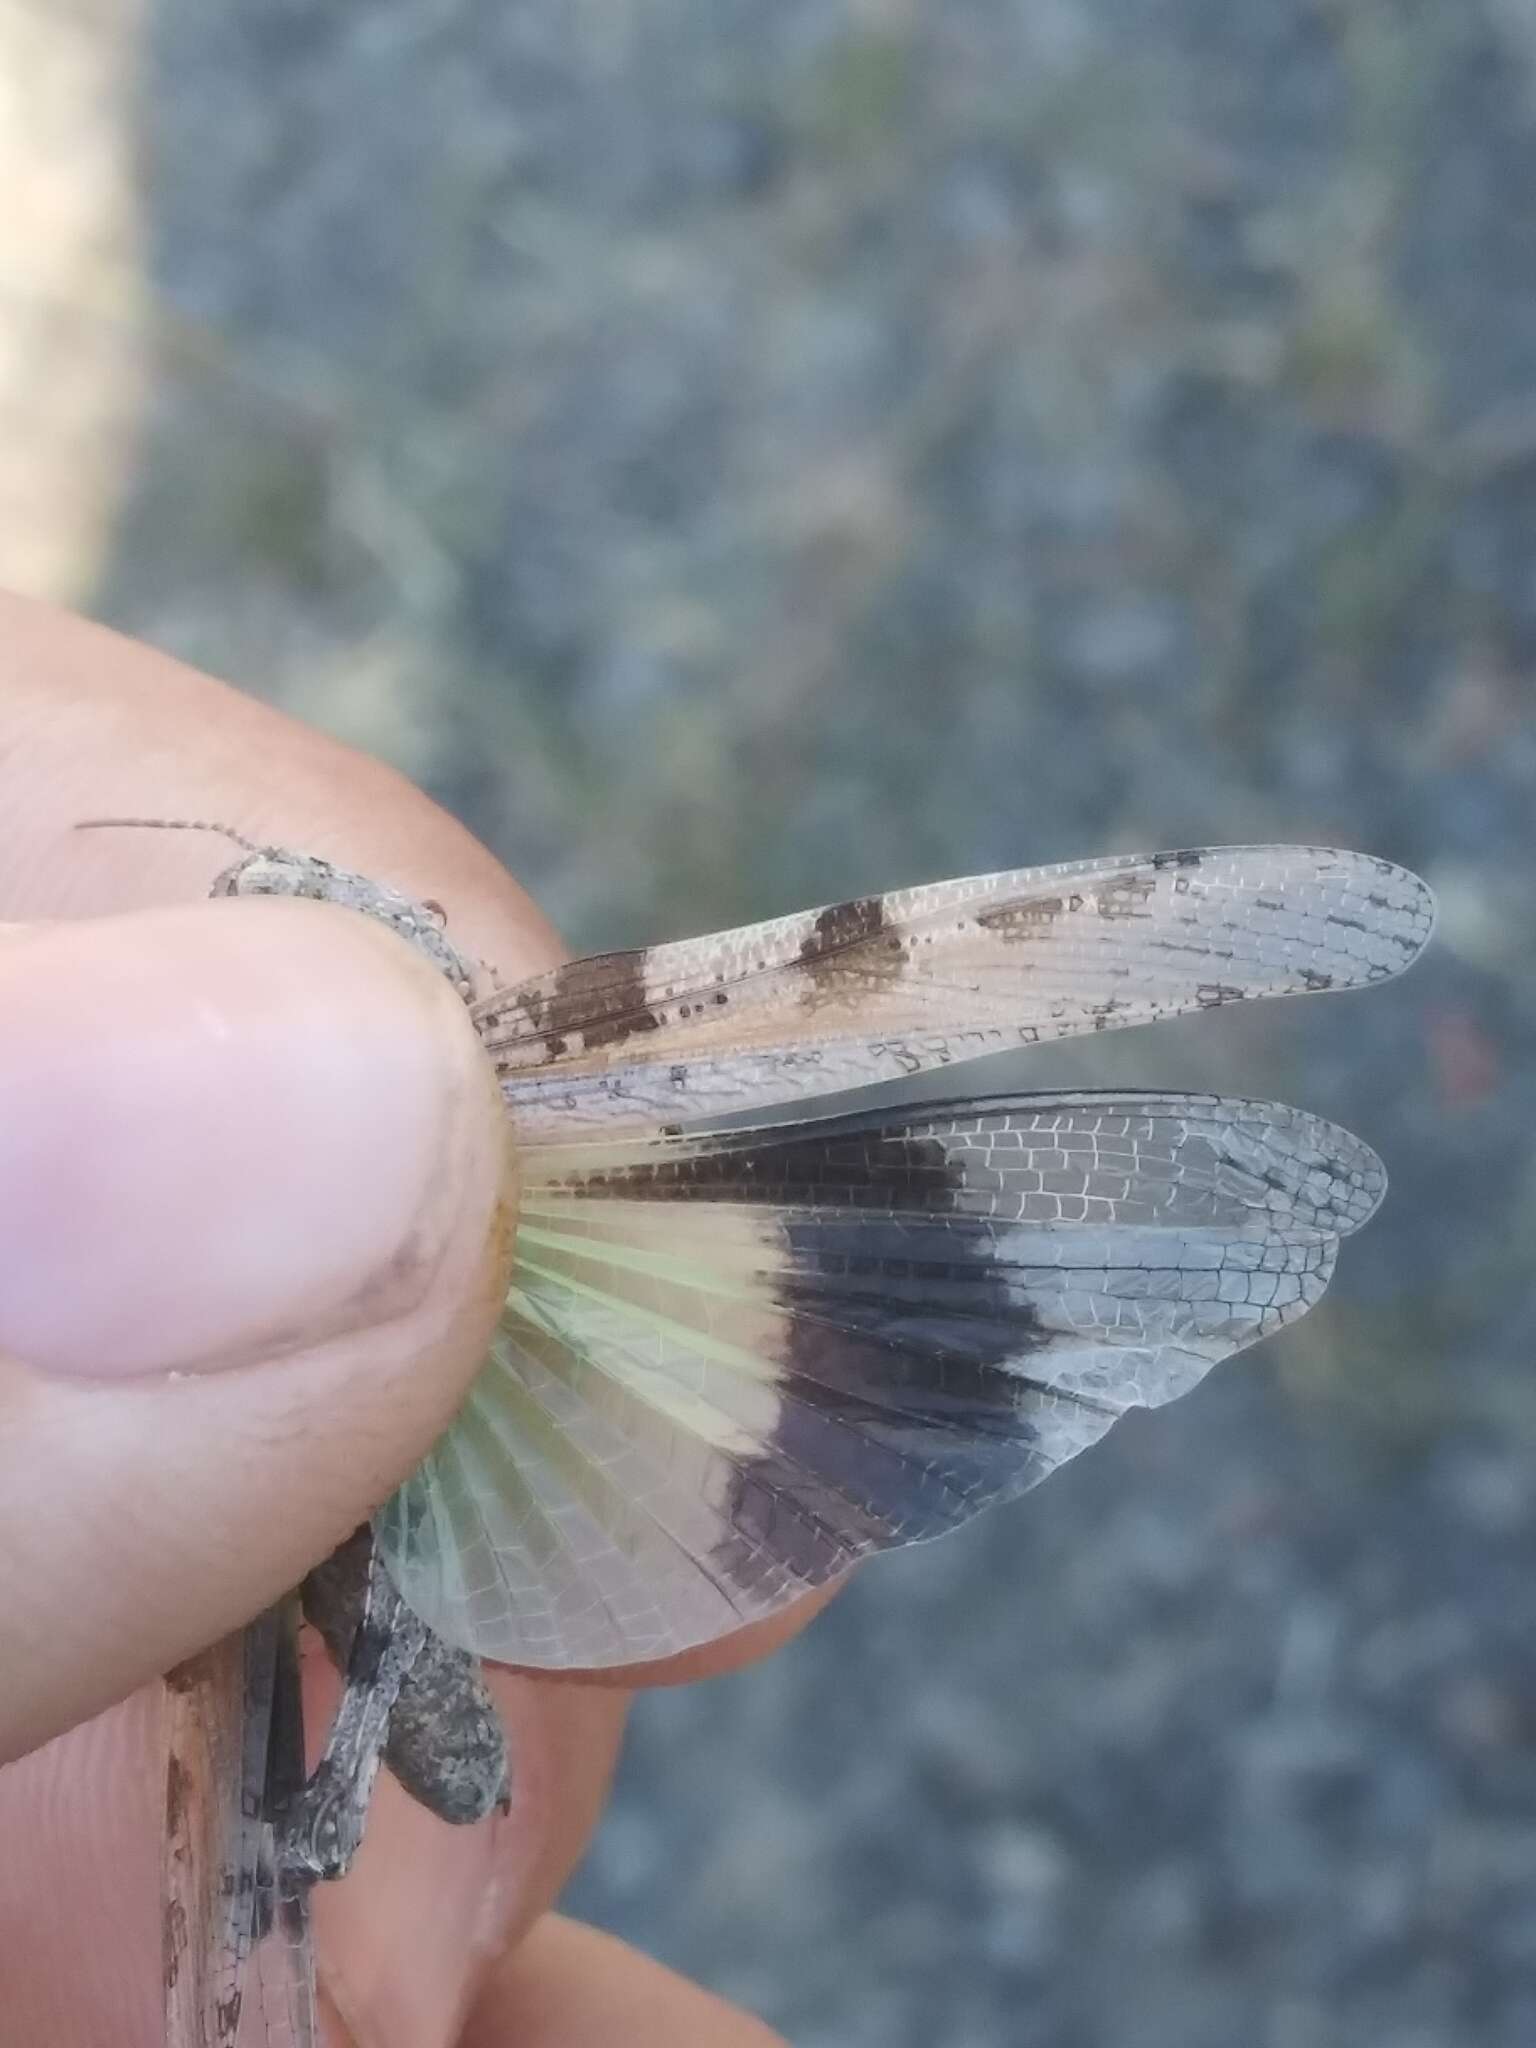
[0, 592, 822, 2044]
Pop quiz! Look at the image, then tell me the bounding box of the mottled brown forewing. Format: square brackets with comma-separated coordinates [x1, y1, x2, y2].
[163, 1631, 254, 2047]
[473, 847, 1435, 1137]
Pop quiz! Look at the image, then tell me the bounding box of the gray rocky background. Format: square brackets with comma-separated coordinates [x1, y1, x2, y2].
[6, 4, 1536, 2044]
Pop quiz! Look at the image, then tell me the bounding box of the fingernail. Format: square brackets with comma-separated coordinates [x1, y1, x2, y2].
[0, 898, 506, 1377]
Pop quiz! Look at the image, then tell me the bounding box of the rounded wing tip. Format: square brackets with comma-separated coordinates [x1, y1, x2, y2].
[1160, 846, 1437, 972]
[1318, 847, 1437, 938]
[1397, 862, 1438, 961]
[1280, 1106, 1387, 1236]
[1326, 1123, 1389, 1236]
[1215, 1096, 1388, 1237]
[1270, 845, 1436, 985]
[1188, 845, 1436, 994]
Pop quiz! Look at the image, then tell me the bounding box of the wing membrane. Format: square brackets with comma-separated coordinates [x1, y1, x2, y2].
[377, 1092, 1382, 1668]
[474, 846, 1434, 1138]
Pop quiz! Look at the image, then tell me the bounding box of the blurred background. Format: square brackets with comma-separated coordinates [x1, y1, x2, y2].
[4, 4, 1535, 2043]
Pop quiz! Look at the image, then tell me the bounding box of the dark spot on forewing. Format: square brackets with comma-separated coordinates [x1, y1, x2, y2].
[1095, 872, 1157, 918]
[802, 895, 886, 955]
[515, 948, 663, 1052]
[973, 871, 1171, 934]
[794, 895, 903, 1004]
[976, 892, 1064, 940]
[1151, 848, 1206, 869]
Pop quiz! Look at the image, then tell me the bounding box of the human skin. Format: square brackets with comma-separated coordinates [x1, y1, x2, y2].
[0, 591, 832, 2045]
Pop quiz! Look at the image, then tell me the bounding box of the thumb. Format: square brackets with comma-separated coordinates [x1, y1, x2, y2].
[0, 894, 513, 1761]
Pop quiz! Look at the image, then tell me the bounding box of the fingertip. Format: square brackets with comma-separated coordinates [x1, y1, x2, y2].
[0, 895, 508, 1379]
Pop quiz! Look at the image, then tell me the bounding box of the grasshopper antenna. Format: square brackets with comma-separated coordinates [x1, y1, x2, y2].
[74, 817, 262, 853]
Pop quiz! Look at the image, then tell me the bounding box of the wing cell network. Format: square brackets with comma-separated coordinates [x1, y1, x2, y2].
[377, 1093, 1383, 1669]
[474, 845, 1434, 1137]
